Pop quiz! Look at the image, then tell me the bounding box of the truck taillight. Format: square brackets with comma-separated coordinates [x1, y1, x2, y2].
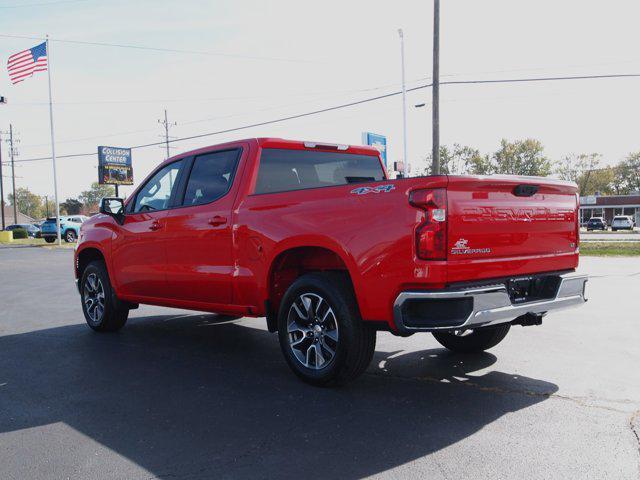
[409, 188, 447, 260]
[575, 193, 580, 249]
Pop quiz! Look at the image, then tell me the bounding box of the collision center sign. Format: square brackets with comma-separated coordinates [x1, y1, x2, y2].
[98, 146, 133, 185]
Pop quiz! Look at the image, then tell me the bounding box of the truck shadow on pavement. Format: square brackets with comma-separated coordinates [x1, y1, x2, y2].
[0, 313, 558, 479]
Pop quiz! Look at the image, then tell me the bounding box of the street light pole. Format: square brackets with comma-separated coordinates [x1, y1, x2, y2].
[398, 28, 409, 177]
[431, 0, 441, 175]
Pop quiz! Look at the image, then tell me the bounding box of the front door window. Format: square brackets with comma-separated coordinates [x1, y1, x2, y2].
[133, 160, 183, 213]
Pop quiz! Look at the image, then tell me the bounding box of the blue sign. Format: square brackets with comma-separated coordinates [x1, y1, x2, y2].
[361, 132, 387, 167]
[98, 146, 132, 166]
[98, 146, 133, 185]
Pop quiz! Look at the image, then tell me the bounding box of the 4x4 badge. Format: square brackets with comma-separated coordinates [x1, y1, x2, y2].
[350, 184, 395, 195]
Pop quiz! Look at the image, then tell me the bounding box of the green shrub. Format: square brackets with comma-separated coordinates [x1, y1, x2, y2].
[12, 228, 28, 239]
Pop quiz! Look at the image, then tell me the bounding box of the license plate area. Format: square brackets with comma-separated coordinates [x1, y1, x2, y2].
[507, 275, 561, 304]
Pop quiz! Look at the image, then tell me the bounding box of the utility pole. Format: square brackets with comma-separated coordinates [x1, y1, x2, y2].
[158, 109, 177, 160]
[0, 131, 5, 230]
[398, 29, 409, 177]
[431, 0, 441, 175]
[8, 125, 19, 225]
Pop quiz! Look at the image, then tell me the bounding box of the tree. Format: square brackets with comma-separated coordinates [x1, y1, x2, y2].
[421, 144, 489, 175]
[586, 167, 616, 195]
[491, 139, 552, 176]
[60, 198, 83, 215]
[7, 187, 44, 220]
[78, 183, 115, 211]
[465, 151, 494, 175]
[556, 153, 602, 196]
[613, 152, 640, 194]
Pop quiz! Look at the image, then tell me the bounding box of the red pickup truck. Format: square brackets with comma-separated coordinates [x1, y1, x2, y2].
[75, 138, 587, 385]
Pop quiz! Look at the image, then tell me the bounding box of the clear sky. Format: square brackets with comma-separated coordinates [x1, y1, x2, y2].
[1, 0, 640, 200]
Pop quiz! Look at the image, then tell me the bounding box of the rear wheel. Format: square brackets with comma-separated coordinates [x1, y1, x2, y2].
[277, 272, 376, 386]
[80, 260, 129, 332]
[432, 324, 510, 353]
[44, 237, 55, 243]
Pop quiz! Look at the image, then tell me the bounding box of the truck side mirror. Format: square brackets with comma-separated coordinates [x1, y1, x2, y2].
[100, 197, 125, 225]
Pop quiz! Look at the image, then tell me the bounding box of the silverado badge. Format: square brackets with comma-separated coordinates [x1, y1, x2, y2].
[450, 238, 491, 255]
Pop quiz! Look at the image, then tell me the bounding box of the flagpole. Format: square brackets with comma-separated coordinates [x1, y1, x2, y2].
[45, 35, 61, 245]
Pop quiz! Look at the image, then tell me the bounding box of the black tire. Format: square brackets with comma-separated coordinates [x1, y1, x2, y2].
[64, 230, 77, 243]
[432, 324, 510, 353]
[80, 260, 129, 332]
[277, 272, 376, 386]
[44, 237, 55, 243]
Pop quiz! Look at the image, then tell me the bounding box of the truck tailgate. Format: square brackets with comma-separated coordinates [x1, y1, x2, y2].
[445, 175, 579, 283]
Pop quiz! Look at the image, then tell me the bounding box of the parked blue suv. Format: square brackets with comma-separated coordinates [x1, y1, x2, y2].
[40, 216, 88, 243]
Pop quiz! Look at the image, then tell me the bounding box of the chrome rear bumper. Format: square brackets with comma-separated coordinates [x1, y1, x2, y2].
[393, 273, 587, 334]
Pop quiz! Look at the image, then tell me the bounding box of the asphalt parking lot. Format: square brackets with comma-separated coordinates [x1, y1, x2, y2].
[1, 248, 639, 480]
[581, 231, 639, 241]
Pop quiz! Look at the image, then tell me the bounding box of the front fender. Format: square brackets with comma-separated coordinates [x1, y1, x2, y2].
[75, 217, 116, 290]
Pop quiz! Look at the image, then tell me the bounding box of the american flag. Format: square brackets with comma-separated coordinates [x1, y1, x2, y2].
[7, 42, 48, 85]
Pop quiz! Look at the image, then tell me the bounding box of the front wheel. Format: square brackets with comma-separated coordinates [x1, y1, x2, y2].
[277, 273, 376, 386]
[64, 230, 77, 243]
[432, 324, 510, 353]
[80, 260, 129, 332]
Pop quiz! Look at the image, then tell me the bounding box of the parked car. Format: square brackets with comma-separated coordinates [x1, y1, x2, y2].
[611, 215, 634, 231]
[586, 217, 607, 231]
[4, 223, 40, 238]
[40, 215, 88, 243]
[75, 138, 587, 385]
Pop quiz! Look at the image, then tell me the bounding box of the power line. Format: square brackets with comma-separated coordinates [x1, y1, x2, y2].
[0, 0, 89, 7]
[18, 80, 435, 150]
[11, 77, 432, 108]
[440, 73, 640, 86]
[11, 71, 640, 164]
[17, 86, 406, 150]
[0, 33, 317, 64]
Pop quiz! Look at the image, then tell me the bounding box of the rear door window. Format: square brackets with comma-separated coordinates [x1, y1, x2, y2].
[181, 149, 241, 206]
[254, 149, 384, 194]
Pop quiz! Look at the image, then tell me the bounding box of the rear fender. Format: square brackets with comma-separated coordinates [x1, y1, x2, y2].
[266, 235, 362, 311]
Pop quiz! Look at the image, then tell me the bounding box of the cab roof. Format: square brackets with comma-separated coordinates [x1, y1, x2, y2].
[164, 137, 381, 164]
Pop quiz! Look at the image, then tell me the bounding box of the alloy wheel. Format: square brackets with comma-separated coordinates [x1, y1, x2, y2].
[83, 273, 105, 324]
[287, 293, 339, 370]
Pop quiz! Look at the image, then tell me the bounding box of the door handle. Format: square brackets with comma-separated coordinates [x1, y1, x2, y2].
[208, 216, 227, 227]
[149, 221, 162, 231]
